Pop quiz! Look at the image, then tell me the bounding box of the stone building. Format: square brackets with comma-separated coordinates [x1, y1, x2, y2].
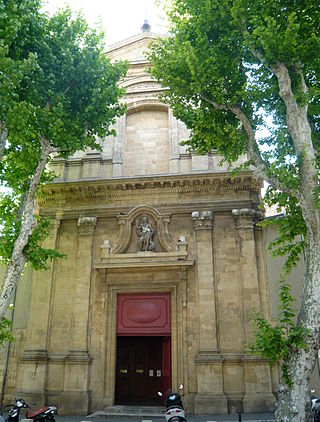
[0, 30, 278, 415]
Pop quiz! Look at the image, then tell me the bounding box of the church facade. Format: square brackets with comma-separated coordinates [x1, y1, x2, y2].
[0, 32, 277, 415]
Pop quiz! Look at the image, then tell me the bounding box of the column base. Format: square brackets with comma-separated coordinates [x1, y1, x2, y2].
[13, 390, 46, 407]
[243, 392, 275, 413]
[194, 393, 228, 415]
[90, 396, 113, 413]
[58, 390, 90, 415]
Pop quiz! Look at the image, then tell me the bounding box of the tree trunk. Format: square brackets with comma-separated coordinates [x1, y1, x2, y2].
[0, 138, 52, 320]
[275, 231, 320, 422]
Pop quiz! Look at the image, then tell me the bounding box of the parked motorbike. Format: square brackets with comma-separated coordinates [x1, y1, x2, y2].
[1, 398, 56, 422]
[311, 390, 320, 422]
[158, 384, 186, 422]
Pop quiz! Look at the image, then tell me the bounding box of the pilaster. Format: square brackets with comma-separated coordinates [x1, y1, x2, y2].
[192, 210, 227, 414]
[17, 217, 61, 404]
[59, 216, 96, 415]
[232, 208, 262, 342]
[232, 208, 275, 412]
[192, 211, 217, 351]
[168, 110, 180, 173]
[112, 115, 125, 177]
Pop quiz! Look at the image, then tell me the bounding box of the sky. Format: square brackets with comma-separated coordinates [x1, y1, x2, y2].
[43, 0, 168, 46]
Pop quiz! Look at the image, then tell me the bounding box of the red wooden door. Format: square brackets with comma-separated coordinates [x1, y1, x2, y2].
[115, 336, 163, 404]
[115, 293, 172, 404]
[162, 336, 172, 394]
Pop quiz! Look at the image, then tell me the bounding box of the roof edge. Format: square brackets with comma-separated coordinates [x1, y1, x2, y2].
[106, 32, 163, 54]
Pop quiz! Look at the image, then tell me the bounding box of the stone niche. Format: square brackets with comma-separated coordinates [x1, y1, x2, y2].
[96, 205, 190, 272]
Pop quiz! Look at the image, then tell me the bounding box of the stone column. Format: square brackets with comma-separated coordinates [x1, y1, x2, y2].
[59, 216, 96, 415]
[192, 211, 227, 414]
[232, 208, 275, 412]
[17, 217, 61, 404]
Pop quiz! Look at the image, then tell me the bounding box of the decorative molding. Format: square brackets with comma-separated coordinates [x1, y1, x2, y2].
[195, 350, 222, 363]
[192, 210, 213, 230]
[38, 173, 262, 206]
[77, 216, 97, 235]
[126, 97, 168, 113]
[195, 351, 271, 364]
[20, 350, 92, 364]
[94, 251, 194, 272]
[20, 349, 48, 362]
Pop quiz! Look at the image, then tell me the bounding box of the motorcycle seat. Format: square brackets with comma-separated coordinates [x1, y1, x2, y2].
[26, 407, 50, 418]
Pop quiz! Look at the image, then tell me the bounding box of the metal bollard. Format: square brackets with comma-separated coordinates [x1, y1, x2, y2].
[237, 410, 242, 422]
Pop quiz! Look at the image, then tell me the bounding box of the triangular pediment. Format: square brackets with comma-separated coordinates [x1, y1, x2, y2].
[106, 32, 160, 63]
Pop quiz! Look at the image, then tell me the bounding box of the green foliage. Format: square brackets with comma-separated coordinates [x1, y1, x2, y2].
[261, 189, 306, 275]
[24, 217, 66, 270]
[248, 278, 309, 387]
[0, 1, 127, 271]
[0, 316, 14, 348]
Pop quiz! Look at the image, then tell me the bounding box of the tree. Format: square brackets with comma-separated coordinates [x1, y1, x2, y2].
[0, 1, 127, 324]
[149, 1, 320, 421]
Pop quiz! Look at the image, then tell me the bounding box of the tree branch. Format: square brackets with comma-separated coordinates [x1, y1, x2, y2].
[201, 95, 299, 198]
[272, 62, 319, 227]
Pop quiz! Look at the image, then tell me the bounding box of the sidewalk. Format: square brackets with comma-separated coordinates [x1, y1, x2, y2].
[54, 412, 275, 422]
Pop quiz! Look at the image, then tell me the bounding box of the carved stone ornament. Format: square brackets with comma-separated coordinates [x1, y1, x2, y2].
[77, 216, 97, 235]
[232, 208, 263, 229]
[112, 205, 173, 254]
[192, 211, 213, 230]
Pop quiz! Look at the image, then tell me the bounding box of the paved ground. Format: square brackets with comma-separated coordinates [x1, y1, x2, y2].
[54, 413, 275, 422]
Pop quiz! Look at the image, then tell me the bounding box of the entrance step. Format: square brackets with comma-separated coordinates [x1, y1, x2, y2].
[88, 406, 165, 418]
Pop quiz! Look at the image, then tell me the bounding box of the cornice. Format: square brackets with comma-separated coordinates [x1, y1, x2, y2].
[106, 32, 159, 55]
[39, 172, 261, 208]
[195, 351, 271, 364]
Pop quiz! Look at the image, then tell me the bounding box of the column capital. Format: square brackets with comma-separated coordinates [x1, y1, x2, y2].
[78, 216, 97, 235]
[192, 210, 213, 230]
[48, 218, 61, 239]
[232, 208, 263, 229]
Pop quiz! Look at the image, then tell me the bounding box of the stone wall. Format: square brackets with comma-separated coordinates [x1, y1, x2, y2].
[124, 109, 169, 176]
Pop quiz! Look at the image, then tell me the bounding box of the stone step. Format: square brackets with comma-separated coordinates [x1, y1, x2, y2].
[88, 406, 165, 417]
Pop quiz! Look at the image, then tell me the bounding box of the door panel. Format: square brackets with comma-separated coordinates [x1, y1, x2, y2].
[115, 336, 164, 405]
[162, 336, 172, 394]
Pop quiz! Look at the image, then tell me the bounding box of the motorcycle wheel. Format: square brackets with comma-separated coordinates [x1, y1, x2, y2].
[42, 417, 55, 422]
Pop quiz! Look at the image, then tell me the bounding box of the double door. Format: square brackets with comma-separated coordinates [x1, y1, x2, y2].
[115, 336, 170, 405]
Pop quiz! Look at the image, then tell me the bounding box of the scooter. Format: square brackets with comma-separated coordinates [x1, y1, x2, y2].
[158, 384, 186, 422]
[311, 390, 320, 422]
[1, 398, 56, 422]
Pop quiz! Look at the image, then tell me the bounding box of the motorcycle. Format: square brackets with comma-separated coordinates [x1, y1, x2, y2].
[311, 390, 320, 422]
[0, 398, 56, 422]
[158, 384, 186, 422]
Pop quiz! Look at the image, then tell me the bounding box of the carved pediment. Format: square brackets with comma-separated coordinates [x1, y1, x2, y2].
[111, 205, 173, 254]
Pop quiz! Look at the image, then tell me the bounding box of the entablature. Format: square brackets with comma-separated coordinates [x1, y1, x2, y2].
[39, 172, 262, 208]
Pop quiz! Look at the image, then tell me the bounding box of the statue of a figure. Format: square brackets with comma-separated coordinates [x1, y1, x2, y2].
[136, 216, 155, 252]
